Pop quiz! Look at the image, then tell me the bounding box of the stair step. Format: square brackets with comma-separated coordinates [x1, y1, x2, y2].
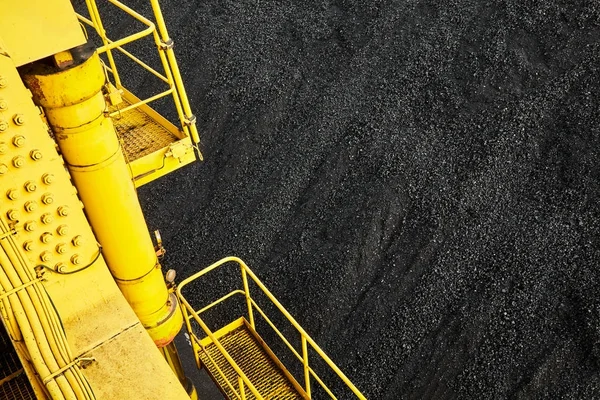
[199, 319, 306, 400]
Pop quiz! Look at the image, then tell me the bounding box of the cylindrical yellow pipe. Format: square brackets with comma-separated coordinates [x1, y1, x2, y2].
[22, 52, 182, 347]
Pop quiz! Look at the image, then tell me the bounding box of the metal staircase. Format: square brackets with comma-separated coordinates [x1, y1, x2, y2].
[199, 318, 305, 400]
[176, 257, 366, 400]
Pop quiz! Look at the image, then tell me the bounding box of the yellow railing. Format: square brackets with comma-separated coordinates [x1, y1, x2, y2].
[76, 0, 201, 148]
[177, 256, 367, 400]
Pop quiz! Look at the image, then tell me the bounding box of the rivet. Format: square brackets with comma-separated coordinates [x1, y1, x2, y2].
[0, 164, 7, 175]
[23, 240, 33, 251]
[41, 193, 54, 205]
[41, 213, 53, 224]
[13, 114, 25, 126]
[0, 120, 7, 132]
[40, 251, 51, 262]
[0, 77, 7, 88]
[6, 209, 18, 221]
[12, 156, 24, 168]
[24, 221, 36, 232]
[0, 143, 6, 154]
[24, 181, 37, 192]
[40, 232, 53, 244]
[72, 235, 84, 247]
[30, 150, 42, 161]
[7, 189, 18, 200]
[57, 206, 69, 217]
[0, 100, 6, 110]
[56, 224, 68, 236]
[42, 174, 55, 185]
[55, 243, 67, 254]
[24, 201, 38, 213]
[71, 254, 81, 265]
[12, 137, 25, 149]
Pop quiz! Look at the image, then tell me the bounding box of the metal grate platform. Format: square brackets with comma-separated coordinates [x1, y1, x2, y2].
[111, 99, 180, 162]
[0, 323, 35, 400]
[199, 322, 305, 400]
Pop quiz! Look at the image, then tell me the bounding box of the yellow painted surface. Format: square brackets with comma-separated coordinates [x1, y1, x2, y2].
[22, 53, 184, 347]
[0, 47, 187, 398]
[0, 0, 85, 66]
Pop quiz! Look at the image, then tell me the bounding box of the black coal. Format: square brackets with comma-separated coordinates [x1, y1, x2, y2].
[123, 1, 600, 398]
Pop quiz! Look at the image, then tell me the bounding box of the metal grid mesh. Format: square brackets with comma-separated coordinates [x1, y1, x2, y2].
[0, 323, 35, 400]
[0, 373, 35, 400]
[111, 100, 179, 161]
[199, 325, 303, 400]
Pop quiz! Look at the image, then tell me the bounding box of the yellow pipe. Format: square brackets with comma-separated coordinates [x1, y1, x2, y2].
[0, 257, 65, 399]
[0, 217, 95, 399]
[22, 52, 182, 348]
[0, 244, 80, 400]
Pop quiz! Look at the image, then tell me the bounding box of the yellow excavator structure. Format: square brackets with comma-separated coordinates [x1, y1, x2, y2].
[0, 1, 366, 399]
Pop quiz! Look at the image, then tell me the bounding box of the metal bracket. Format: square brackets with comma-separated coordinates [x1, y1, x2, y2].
[159, 38, 174, 51]
[184, 114, 196, 126]
[0, 228, 17, 240]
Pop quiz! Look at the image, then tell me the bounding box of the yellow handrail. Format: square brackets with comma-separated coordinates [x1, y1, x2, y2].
[177, 256, 367, 400]
[76, 0, 201, 152]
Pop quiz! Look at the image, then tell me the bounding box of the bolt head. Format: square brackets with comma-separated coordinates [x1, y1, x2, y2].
[41, 232, 53, 243]
[13, 114, 24, 126]
[72, 235, 84, 247]
[56, 243, 67, 254]
[24, 201, 38, 212]
[42, 193, 54, 205]
[40, 251, 51, 262]
[30, 150, 42, 161]
[24, 181, 37, 192]
[56, 224, 68, 236]
[7, 189, 18, 200]
[42, 174, 55, 185]
[71, 254, 81, 265]
[7, 209, 17, 220]
[41, 213, 53, 224]
[12, 156, 24, 168]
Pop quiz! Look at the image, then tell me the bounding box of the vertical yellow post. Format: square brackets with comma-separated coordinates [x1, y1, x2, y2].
[22, 48, 189, 382]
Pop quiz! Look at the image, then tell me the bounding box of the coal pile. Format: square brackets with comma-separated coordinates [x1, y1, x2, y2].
[131, 1, 600, 398]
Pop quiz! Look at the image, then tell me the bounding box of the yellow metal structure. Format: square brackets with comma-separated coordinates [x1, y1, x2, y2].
[0, 0, 366, 399]
[177, 257, 367, 400]
[22, 52, 183, 349]
[0, 38, 188, 398]
[0, 0, 86, 67]
[76, 0, 201, 187]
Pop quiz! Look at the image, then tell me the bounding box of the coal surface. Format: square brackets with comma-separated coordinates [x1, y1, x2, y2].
[125, 1, 600, 398]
